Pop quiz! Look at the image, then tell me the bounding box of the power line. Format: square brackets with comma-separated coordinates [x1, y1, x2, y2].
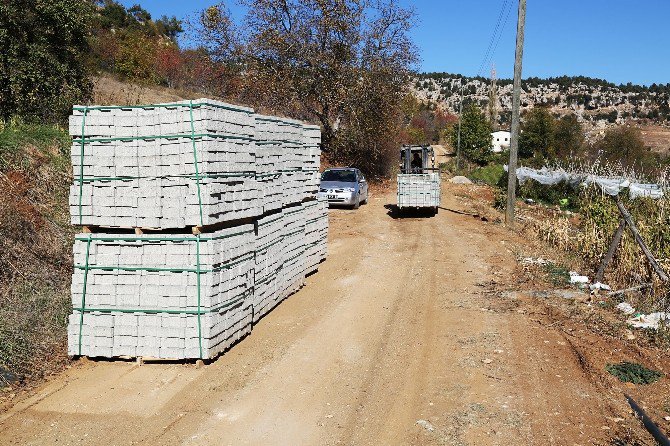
[485, 0, 515, 76]
[476, 0, 509, 77]
[458, 0, 515, 170]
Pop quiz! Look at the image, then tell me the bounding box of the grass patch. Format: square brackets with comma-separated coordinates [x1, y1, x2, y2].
[542, 262, 571, 286]
[0, 121, 73, 386]
[0, 120, 70, 171]
[517, 180, 581, 211]
[606, 362, 662, 384]
[468, 163, 505, 187]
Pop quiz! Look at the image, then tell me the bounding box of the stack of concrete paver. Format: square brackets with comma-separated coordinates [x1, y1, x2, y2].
[279, 203, 307, 298]
[302, 124, 322, 197]
[304, 198, 329, 275]
[254, 115, 285, 214]
[253, 211, 285, 322]
[69, 100, 259, 228]
[67, 99, 329, 361]
[397, 173, 441, 208]
[68, 225, 255, 359]
[280, 118, 307, 205]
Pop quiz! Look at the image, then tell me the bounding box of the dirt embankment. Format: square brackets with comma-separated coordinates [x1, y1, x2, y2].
[1, 183, 668, 445]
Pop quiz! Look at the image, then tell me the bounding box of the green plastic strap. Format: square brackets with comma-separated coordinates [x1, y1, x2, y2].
[255, 235, 285, 253]
[73, 253, 254, 273]
[255, 266, 284, 285]
[304, 239, 322, 248]
[74, 171, 255, 183]
[255, 172, 282, 179]
[283, 250, 306, 264]
[283, 228, 305, 238]
[78, 236, 92, 355]
[189, 100, 205, 228]
[195, 235, 203, 359]
[78, 108, 88, 225]
[283, 207, 303, 216]
[73, 288, 253, 315]
[257, 213, 284, 227]
[73, 132, 253, 144]
[73, 101, 253, 114]
[75, 228, 252, 243]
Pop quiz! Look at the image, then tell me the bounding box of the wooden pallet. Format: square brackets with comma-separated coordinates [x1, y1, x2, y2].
[79, 355, 208, 368]
[80, 217, 256, 236]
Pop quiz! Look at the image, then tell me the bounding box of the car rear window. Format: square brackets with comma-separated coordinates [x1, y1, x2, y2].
[321, 170, 356, 182]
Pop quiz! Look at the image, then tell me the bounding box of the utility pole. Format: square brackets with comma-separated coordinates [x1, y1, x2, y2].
[505, 0, 526, 226]
[489, 64, 498, 131]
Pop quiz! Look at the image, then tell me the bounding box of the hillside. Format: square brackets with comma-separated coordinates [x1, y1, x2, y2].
[413, 73, 670, 151]
[92, 76, 188, 105]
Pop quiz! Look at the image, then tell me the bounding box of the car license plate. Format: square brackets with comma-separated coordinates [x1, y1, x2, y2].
[327, 195, 336, 199]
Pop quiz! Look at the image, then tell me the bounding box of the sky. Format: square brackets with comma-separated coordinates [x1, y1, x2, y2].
[120, 0, 670, 86]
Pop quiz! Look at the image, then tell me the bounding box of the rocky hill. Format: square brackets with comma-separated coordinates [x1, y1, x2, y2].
[413, 73, 670, 142]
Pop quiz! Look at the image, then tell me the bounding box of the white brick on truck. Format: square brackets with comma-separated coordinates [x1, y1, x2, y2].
[397, 173, 440, 209]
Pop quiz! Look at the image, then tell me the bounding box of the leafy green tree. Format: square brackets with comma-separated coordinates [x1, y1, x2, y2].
[451, 105, 492, 165]
[553, 114, 585, 158]
[519, 107, 556, 161]
[155, 16, 183, 41]
[115, 31, 159, 82]
[593, 126, 651, 169]
[199, 0, 418, 177]
[0, 0, 93, 122]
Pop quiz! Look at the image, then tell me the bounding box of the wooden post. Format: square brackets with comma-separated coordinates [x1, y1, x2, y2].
[505, 0, 527, 226]
[608, 283, 652, 297]
[456, 90, 463, 171]
[595, 219, 626, 283]
[616, 197, 669, 282]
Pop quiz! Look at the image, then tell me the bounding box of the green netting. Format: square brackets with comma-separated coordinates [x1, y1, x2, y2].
[73, 289, 252, 315]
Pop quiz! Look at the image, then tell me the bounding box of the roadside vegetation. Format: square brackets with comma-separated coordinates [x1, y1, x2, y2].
[432, 100, 670, 341]
[0, 121, 73, 385]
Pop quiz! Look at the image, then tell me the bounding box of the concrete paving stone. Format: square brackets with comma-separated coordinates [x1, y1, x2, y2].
[69, 101, 330, 359]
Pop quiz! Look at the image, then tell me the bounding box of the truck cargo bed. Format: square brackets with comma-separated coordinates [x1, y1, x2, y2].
[397, 173, 441, 209]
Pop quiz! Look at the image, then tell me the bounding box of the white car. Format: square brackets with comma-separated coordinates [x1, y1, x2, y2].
[317, 168, 369, 209]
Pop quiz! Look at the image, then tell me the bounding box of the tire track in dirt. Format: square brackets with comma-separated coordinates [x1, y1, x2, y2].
[336, 218, 426, 444]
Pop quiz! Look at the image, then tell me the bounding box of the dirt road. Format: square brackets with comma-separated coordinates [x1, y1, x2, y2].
[0, 187, 633, 445]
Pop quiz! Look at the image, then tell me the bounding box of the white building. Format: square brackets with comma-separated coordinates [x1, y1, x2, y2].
[491, 130, 511, 153]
